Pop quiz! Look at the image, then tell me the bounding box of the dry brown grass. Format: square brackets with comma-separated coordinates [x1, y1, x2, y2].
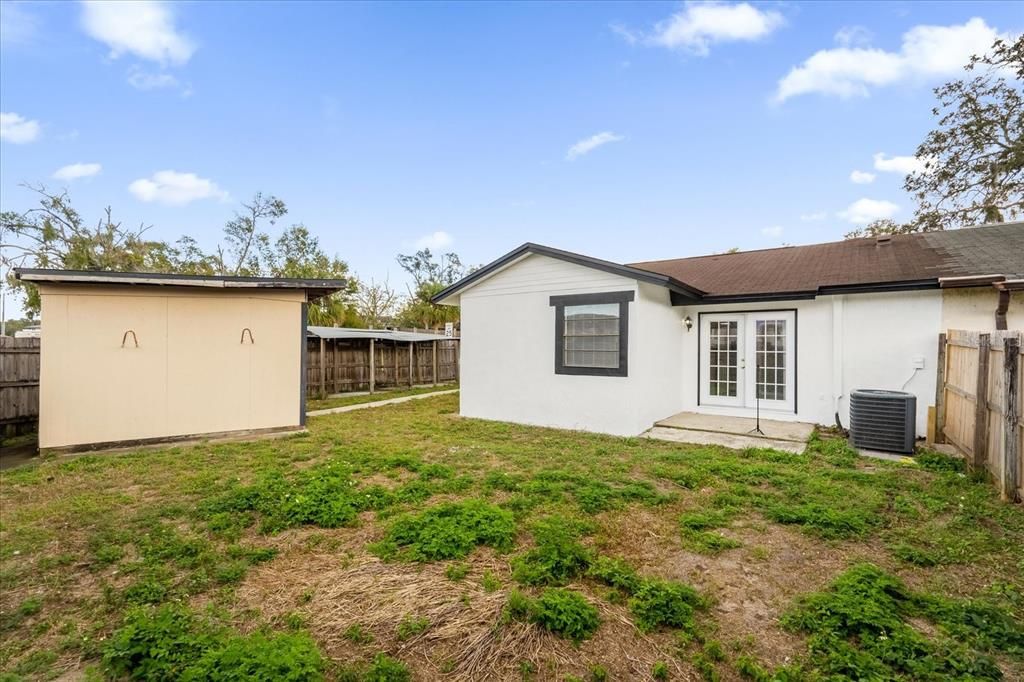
[238, 546, 698, 681]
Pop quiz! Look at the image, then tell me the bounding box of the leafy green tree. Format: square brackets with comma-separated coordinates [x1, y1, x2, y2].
[1, 184, 178, 316]
[217, 192, 287, 276]
[354, 278, 400, 328]
[905, 36, 1023, 230]
[394, 248, 464, 330]
[269, 225, 359, 326]
[843, 218, 918, 239]
[396, 248, 464, 288]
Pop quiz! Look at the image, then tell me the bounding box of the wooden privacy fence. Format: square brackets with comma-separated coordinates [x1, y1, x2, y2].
[935, 329, 1021, 502]
[307, 337, 458, 396]
[0, 337, 41, 436]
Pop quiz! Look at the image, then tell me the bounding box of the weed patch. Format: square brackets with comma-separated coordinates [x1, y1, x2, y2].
[372, 500, 515, 561]
[504, 588, 600, 644]
[512, 517, 592, 586]
[588, 556, 704, 633]
[783, 563, 1021, 679]
[395, 615, 430, 641]
[102, 604, 324, 681]
[629, 578, 704, 633]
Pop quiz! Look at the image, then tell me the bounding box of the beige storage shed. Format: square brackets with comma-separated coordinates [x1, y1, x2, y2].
[15, 269, 348, 452]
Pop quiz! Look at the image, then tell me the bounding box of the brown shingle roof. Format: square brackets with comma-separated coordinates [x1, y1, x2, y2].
[629, 222, 1024, 299]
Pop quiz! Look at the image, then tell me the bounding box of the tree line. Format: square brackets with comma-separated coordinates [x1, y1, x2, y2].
[0, 187, 463, 330]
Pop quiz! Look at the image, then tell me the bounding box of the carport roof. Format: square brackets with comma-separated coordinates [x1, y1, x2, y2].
[307, 326, 451, 343]
[14, 268, 350, 300]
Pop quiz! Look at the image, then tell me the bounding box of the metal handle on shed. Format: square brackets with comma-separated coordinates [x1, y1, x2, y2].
[240, 328, 255, 344]
[121, 330, 138, 348]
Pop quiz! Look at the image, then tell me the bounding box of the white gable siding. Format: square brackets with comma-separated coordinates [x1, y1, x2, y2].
[458, 254, 679, 435]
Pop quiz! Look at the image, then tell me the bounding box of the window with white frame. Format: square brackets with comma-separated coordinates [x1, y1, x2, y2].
[550, 291, 633, 377]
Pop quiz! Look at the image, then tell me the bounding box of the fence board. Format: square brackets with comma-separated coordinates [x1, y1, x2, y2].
[939, 329, 1022, 502]
[306, 336, 458, 396]
[0, 337, 40, 433]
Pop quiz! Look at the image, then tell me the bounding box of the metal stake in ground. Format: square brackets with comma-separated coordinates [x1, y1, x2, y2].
[748, 358, 765, 436]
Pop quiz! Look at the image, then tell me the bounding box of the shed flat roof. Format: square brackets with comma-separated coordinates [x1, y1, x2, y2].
[307, 326, 452, 343]
[14, 268, 350, 300]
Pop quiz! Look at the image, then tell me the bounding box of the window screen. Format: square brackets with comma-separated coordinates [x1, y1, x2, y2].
[550, 291, 632, 377]
[563, 303, 620, 368]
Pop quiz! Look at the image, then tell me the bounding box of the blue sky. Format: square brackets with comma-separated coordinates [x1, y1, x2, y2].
[1, 1, 1020, 312]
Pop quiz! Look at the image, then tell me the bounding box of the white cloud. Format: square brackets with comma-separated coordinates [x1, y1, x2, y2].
[838, 198, 899, 224]
[566, 131, 624, 160]
[0, 112, 41, 143]
[414, 231, 454, 251]
[775, 18, 1006, 102]
[53, 162, 102, 180]
[761, 225, 784, 237]
[873, 152, 929, 175]
[610, 23, 640, 46]
[126, 66, 193, 96]
[849, 170, 876, 184]
[81, 0, 196, 66]
[128, 170, 227, 205]
[800, 211, 827, 222]
[644, 2, 784, 56]
[834, 25, 872, 48]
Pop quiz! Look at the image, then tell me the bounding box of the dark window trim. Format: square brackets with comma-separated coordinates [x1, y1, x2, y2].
[550, 290, 634, 377]
[696, 308, 798, 414]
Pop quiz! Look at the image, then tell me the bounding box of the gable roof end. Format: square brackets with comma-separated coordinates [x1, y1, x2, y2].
[431, 242, 706, 304]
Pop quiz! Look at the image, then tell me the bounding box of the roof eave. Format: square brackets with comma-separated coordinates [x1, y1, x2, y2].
[14, 268, 350, 299]
[430, 243, 706, 305]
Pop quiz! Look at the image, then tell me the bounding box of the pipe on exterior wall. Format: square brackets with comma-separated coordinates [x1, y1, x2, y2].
[831, 296, 845, 429]
[995, 287, 1009, 331]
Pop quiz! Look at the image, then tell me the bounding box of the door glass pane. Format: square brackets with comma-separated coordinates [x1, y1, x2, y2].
[755, 319, 786, 401]
[708, 320, 738, 398]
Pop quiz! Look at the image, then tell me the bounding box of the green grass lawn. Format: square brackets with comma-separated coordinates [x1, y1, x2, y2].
[306, 384, 457, 412]
[1, 393, 1022, 681]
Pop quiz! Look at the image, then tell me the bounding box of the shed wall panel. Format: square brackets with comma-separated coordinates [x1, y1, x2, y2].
[39, 285, 305, 449]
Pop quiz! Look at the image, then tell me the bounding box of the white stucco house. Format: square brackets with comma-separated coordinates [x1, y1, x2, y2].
[434, 223, 1024, 437]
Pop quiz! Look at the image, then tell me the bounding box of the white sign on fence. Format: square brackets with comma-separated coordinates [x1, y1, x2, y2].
[444, 322, 454, 338]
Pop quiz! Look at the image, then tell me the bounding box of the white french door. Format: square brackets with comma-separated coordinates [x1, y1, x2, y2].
[700, 312, 795, 413]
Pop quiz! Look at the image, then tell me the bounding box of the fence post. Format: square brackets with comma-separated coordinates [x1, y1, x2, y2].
[933, 333, 947, 444]
[432, 340, 438, 386]
[409, 342, 414, 387]
[973, 333, 991, 471]
[369, 338, 376, 394]
[1003, 337, 1021, 502]
[319, 337, 326, 398]
[393, 341, 399, 388]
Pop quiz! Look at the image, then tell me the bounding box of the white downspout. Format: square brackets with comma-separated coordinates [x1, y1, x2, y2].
[832, 295, 845, 428]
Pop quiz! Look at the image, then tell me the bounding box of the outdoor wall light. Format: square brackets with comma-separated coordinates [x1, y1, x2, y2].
[684, 316, 693, 332]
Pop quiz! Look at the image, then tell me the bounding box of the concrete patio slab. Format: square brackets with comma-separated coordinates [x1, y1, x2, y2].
[644, 426, 805, 454]
[654, 411, 814, 443]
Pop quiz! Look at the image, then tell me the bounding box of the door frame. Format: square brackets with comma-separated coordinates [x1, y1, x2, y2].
[697, 308, 798, 414]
